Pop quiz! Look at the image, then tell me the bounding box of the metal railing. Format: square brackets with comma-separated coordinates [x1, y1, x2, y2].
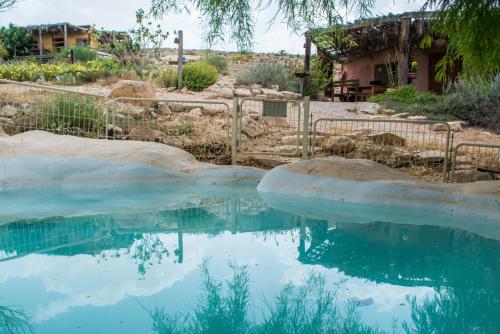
[450, 143, 500, 183]
[111, 97, 231, 164]
[312, 118, 452, 182]
[235, 97, 304, 163]
[0, 79, 108, 138]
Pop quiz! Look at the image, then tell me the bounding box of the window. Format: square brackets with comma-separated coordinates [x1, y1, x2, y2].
[76, 38, 88, 47]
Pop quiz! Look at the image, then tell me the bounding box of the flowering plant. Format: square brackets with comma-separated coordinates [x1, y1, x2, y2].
[409, 60, 418, 73]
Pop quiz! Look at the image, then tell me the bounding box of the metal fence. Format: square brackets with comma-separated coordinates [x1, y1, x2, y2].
[234, 97, 306, 164]
[312, 118, 452, 182]
[0, 79, 108, 138]
[111, 97, 231, 164]
[450, 143, 500, 183]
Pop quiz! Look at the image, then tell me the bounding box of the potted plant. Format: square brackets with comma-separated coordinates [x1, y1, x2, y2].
[408, 60, 418, 79]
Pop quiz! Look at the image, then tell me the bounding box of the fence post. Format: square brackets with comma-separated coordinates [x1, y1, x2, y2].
[231, 97, 239, 165]
[177, 30, 184, 90]
[302, 96, 310, 160]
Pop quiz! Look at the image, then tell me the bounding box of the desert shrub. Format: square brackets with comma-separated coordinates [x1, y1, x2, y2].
[42, 95, 105, 135]
[236, 62, 299, 92]
[369, 85, 441, 106]
[182, 61, 218, 91]
[0, 58, 119, 84]
[53, 47, 98, 62]
[369, 78, 500, 133]
[157, 67, 178, 87]
[304, 56, 330, 99]
[230, 52, 253, 63]
[177, 122, 195, 135]
[202, 53, 228, 74]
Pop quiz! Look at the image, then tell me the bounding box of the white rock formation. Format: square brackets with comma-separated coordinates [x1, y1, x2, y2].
[258, 157, 500, 221]
[0, 131, 262, 188]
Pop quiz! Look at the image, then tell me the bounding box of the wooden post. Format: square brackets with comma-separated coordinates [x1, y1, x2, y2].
[177, 30, 183, 90]
[303, 33, 312, 94]
[302, 96, 310, 160]
[39, 28, 43, 56]
[398, 17, 410, 86]
[231, 97, 239, 165]
[63, 23, 68, 49]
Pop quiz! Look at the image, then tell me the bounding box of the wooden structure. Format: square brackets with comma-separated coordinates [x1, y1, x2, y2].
[304, 12, 459, 96]
[24, 23, 98, 56]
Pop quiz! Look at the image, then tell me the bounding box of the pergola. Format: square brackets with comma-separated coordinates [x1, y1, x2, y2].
[25, 23, 91, 56]
[304, 11, 436, 88]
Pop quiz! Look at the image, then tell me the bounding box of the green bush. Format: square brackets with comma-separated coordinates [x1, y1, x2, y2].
[53, 47, 98, 62]
[202, 53, 228, 74]
[236, 62, 299, 92]
[369, 85, 441, 106]
[177, 122, 195, 135]
[304, 56, 330, 99]
[182, 61, 218, 91]
[369, 78, 500, 133]
[42, 95, 105, 135]
[0, 58, 119, 84]
[157, 67, 178, 87]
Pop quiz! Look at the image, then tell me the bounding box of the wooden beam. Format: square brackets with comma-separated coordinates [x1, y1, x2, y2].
[63, 23, 68, 49]
[398, 17, 411, 86]
[303, 33, 312, 94]
[177, 30, 183, 90]
[39, 28, 43, 56]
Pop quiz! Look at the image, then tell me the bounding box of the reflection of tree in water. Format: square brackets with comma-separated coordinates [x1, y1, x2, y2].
[129, 233, 170, 276]
[0, 304, 32, 334]
[300, 220, 500, 334]
[150, 261, 384, 334]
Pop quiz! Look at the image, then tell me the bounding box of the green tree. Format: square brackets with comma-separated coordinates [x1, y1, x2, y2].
[423, 0, 500, 81]
[0, 24, 32, 58]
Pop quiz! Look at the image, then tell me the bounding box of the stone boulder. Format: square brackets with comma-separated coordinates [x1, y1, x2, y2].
[280, 91, 301, 100]
[323, 136, 356, 154]
[366, 133, 406, 146]
[0, 105, 18, 118]
[242, 116, 264, 138]
[109, 80, 155, 100]
[432, 121, 463, 132]
[261, 88, 284, 100]
[257, 157, 500, 222]
[234, 88, 252, 98]
[128, 127, 164, 142]
[218, 87, 234, 99]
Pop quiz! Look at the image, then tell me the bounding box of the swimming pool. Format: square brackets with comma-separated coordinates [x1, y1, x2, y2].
[0, 184, 499, 334]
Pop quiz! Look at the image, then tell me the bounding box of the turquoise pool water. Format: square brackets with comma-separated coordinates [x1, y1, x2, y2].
[0, 185, 499, 333]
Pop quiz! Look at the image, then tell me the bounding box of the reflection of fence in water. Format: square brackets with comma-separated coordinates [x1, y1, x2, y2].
[111, 97, 231, 164]
[450, 143, 500, 183]
[0, 80, 107, 138]
[312, 118, 451, 182]
[238, 98, 302, 157]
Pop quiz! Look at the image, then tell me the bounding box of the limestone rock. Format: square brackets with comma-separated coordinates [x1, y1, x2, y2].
[180, 87, 189, 94]
[157, 102, 172, 115]
[234, 88, 252, 97]
[366, 133, 406, 146]
[407, 115, 427, 121]
[218, 87, 234, 99]
[281, 91, 301, 100]
[0, 105, 18, 118]
[323, 136, 356, 154]
[413, 150, 446, 164]
[128, 126, 164, 142]
[109, 80, 155, 100]
[391, 113, 409, 119]
[271, 85, 280, 90]
[261, 88, 284, 100]
[106, 124, 124, 137]
[431, 121, 464, 132]
[242, 116, 264, 138]
[0, 117, 14, 126]
[188, 107, 203, 118]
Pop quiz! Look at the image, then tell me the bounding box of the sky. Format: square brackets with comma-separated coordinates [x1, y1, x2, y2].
[0, 0, 425, 53]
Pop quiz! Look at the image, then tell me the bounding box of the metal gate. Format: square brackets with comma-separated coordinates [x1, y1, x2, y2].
[232, 97, 310, 164]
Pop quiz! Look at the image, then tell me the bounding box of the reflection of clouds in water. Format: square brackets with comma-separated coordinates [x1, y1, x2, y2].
[0, 234, 206, 323]
[252, 230, 435, 317]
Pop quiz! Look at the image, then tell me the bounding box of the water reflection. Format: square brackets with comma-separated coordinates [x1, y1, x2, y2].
[0, 192, 499, 333]
[150, 261, 378, 334]
[0, 304, 33, 334]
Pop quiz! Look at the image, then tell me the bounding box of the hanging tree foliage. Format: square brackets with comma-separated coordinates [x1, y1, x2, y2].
[149, 0, 375, 51]
[423, 0, 500, 81]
